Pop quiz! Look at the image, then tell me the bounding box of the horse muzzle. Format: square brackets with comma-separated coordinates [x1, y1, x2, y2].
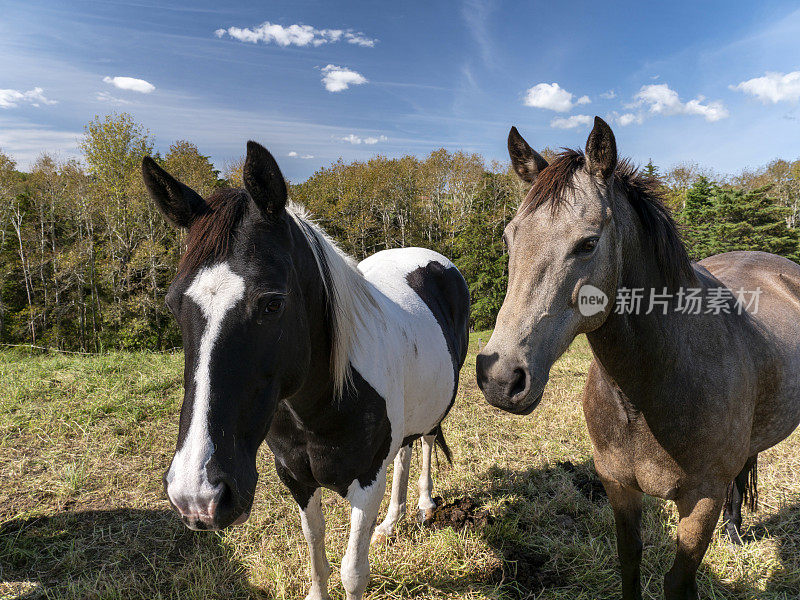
[476, 351, 547, 415]
[164, 463, 255, 531]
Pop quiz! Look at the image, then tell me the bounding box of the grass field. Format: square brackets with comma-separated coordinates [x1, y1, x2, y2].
[1, 332, 799, 599]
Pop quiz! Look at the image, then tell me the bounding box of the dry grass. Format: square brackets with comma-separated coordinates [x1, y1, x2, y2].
[1, 334, 799, 599]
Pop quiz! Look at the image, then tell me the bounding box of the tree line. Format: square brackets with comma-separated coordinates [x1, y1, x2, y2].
[2, 113, 799, 351]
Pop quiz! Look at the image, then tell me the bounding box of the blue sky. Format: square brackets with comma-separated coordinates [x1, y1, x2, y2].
[2, 0, 800, 182]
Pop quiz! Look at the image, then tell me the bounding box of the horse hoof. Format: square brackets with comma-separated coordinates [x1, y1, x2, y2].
[371, 531, 390, 545]
[417, 507, 436, 524]
[725, 523, 744, 545]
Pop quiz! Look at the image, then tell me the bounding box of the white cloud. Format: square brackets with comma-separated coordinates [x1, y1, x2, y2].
[321, 65, 367, 92]
[600, 89, 617, 99]
[345, 33, 376, 47]
[215, 22, 377, 48]
[339, 134, 388, 144]
[550, 114, 592, 129]
[632, 83, 728, 122]
[523, 82, 588, 112]
[616, 112, 643, 126]
[731, 71, 800, 104]
[288, 151, 314, 159]
[96, 91, 131, 105]
[606, 111, 644, 126]
[103, 76, 155, 94]
[0, 87, 57, 109]
[683, 97, 729, 121]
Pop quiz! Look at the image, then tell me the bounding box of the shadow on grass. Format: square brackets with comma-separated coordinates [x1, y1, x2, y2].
[470, 459, 607, 599]
[747, 502, 800, 597]
[0, 507, 265, 599]
[409, 460, 800, 599]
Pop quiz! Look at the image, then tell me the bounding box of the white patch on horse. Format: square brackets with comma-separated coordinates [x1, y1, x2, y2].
[357, 249, 457, 436]
[166, 262, 245, 509]
[342, 474, 387, 598]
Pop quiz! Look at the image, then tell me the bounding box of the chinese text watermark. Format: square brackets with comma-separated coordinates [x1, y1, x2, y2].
[577, 285, 762, 317]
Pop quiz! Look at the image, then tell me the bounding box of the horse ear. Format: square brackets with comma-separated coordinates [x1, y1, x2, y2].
[141, 156, 206, 228]
[243, 141, 287, 218]
[508, 126, 548, 184]
[585, 116, 617, 180]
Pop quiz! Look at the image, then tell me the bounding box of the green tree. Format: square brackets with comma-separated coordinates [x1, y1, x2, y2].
[642, 159, 659, 180]
[664, 162, 714, 212]
[0, 151, 27, 341]
[164, 141, 223, 197]
[680, 177, 799, 262]
[713, 187, 799, 261]
[679, 176, 717, 260]
[454, 171, 514, 329]
[81, 112, 178, 349]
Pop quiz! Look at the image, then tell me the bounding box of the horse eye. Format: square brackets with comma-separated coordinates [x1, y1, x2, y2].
[574, 237, 599, 255]
[265, 298, 285, 313]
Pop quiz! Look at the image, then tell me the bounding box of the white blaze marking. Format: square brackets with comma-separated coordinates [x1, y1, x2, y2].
[166, 262, 245, 509]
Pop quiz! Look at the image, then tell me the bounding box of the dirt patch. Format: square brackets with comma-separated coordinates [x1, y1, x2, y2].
[489, 543, 566, 597]
[422, 497, 566, 595]
[557, 460, 606, 503]
[423, 496, 493, 530]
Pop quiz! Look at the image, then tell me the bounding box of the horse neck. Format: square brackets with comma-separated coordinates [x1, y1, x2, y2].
[585, 197, 693, 397]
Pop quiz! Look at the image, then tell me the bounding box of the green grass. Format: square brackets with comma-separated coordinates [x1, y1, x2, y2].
[1, 334, 799, 599]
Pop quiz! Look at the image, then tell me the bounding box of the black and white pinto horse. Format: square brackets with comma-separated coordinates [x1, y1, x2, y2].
[141, 141, 469, 600]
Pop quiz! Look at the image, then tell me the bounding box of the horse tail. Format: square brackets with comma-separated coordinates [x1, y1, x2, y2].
[743, 455, 758, 512]
[725, 455, 758, 512]
[433, 424, 453, 465]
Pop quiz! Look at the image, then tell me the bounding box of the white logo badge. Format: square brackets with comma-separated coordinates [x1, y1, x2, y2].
[578, 284, 608, 317]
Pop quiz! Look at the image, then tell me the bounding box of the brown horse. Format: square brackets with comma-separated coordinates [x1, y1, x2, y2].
[476, 116, 800, 599]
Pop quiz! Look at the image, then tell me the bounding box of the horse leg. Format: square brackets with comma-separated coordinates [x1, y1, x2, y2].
[298, 488, 332, 600]
[663, 491, 725, 600]
[372, 444, 412, 543]
[723, 455, 757, 545]
[417, 434, 437, 521]
[276, 462, 331, 600]
[342, 469, 387, 600]
[602, 478, 643, 600]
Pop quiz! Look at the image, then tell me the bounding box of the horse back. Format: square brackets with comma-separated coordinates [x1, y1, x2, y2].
[701, 250, 800, 451]
[358, 248, 469, 435]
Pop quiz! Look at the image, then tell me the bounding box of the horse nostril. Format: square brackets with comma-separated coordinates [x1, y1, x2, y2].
[508, 368, 528, 400]
[208, 479, 234, 518]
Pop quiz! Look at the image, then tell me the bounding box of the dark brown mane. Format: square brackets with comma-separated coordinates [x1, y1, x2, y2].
[179, 188, 249, 274]
[518, 149, 695, 288]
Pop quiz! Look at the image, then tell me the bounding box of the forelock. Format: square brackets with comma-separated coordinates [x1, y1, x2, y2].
[179, 189, 250, 275]
[517, 149, 586, 218]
